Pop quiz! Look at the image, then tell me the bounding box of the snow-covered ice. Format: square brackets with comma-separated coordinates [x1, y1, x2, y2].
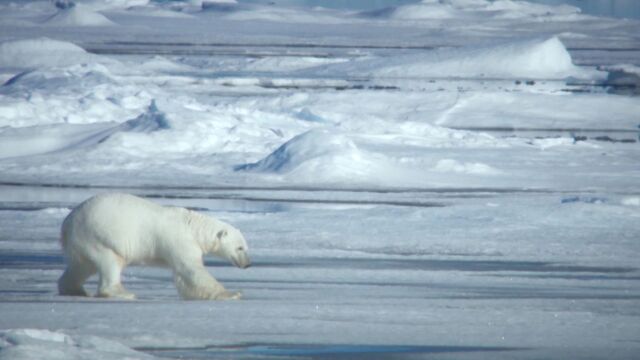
[0, 328, 153, 360]
[0, 0, 639, 359]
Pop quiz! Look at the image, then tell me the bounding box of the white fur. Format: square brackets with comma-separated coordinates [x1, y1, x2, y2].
[58, 193, 250, 300]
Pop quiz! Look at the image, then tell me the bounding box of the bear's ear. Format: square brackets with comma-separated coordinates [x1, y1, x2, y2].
[216, 229, 227, 240]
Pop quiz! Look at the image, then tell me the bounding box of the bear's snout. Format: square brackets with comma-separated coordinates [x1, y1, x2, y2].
[232, 252, 251, 269]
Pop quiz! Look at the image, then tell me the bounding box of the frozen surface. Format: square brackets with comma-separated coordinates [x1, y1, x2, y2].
[1, 188, 639, 360]
[0, 0, 639, 359]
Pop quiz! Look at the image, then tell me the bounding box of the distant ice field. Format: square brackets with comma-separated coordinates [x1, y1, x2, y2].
[216, 0, 640, 19]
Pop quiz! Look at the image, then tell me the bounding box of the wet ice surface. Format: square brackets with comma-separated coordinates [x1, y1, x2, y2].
[1, 186, 640, 359]
[1, 0, 640, 359]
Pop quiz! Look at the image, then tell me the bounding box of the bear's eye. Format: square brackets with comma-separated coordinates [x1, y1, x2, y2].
[237, 246, 244, 251]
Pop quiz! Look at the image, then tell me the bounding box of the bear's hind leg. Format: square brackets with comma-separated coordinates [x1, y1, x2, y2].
[58, 260, 96, 297]
[95, 250, 135, 300]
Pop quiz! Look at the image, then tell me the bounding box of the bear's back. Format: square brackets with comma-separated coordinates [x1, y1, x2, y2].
[69, 193, 161, 227]
[62, 193, 172, 256]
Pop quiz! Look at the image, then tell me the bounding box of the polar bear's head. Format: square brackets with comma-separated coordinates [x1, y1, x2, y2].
[216, 227, 251, 269]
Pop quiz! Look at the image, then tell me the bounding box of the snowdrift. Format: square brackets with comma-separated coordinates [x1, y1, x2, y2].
[0, 101, 169, 159]
[315, 37, 598, 80]
[0, 123, 115, 159]
[45, 4, 115, 26]
[3, 62, 116, 92]
[116, 100, 171, 133]
[0, 62, 132, 128]
[237, 130, 362, 173]
[234, 127, 503, 185]
[0, 38, 97, 69]
[236, 130, 391, 182]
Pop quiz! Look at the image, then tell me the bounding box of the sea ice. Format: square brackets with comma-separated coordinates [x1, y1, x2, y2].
[0, 1, 639, 359]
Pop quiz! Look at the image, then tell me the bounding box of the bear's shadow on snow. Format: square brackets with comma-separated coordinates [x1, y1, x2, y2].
[0, 251, 64, 270]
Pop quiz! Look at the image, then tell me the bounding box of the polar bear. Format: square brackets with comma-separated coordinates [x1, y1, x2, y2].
[57, 193, 250, 300]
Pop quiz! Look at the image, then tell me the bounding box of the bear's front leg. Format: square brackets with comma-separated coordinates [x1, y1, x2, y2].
[173, 264, 241, 300]
[214, 290, 242, 300]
